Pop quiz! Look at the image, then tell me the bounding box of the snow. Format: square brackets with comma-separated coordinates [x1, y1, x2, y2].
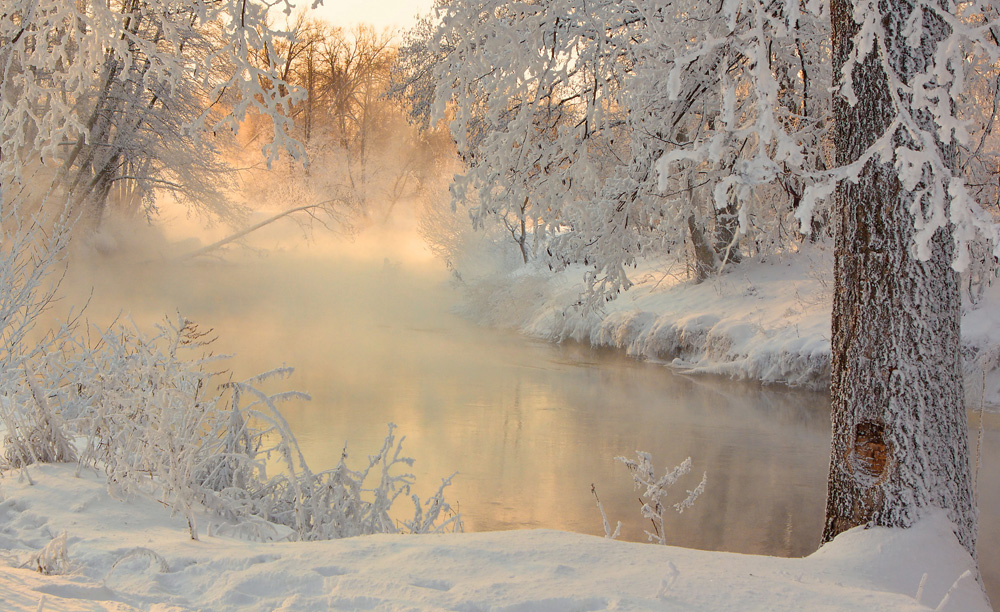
[0, 463, 990, 611]
[457, 245, 1000, 408]
[960, 280, 1000, 409]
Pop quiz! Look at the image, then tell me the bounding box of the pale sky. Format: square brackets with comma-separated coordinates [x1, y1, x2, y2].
[284, 0, 435, 33]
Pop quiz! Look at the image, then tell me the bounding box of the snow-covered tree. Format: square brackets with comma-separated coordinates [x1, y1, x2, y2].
[821, 0, 1000, 557]
[414, 0, 833, 298]
[234, 18, 452, 224]
[0, 0, 303, 230]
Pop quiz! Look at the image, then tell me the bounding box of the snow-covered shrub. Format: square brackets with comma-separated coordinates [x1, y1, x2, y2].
[616, 451, 707, 545]
[0, 214, 78, 472]
[1, 370, 77, 468]
[27, 531, 70, 575]
[54, 315, 461, 541]
[212, 383, 462, 540]
[0, 212, 459, 541]
[66, 317, 234, 538]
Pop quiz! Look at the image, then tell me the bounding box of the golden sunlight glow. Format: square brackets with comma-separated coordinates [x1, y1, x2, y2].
[292, 0, 434, 32]
[155, 195, 437, 266]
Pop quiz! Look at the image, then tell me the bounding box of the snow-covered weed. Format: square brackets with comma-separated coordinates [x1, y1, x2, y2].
[25, 531, 70, 575]
[56, 315, 462, 541]
[616, 451, 707, 545]
[590, 483, 621, 540]
[105, 547, 170, 580]
[403, 472, 464, 535]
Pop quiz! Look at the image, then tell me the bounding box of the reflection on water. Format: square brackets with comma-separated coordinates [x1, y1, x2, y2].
[53, 222, 999, 601]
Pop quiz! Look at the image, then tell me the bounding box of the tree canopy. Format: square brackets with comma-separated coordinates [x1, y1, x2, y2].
[401, 0, 1000, 304]
[1, 0, 304, 228]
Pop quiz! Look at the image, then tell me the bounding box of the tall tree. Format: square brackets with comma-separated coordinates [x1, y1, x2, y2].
[823, 0, 982, 555]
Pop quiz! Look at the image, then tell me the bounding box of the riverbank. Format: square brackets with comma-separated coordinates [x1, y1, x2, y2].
[0, 462, 989, 611]
[456, 243, 1000, 408]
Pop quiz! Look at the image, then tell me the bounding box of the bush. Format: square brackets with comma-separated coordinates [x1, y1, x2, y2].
[0, 222, 461, 541]
[616, 451, 707, 545]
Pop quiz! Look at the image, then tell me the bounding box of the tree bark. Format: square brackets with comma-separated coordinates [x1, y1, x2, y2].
[823, 0, 976, 555]
[714, 197, 741, 266]
[687, 213, 716, 282]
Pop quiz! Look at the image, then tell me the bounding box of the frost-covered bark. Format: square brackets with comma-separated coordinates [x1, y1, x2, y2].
[823, 0, 976, 555]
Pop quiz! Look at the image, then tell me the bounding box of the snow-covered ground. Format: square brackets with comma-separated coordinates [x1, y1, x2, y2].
[458, 244, 1000, 408]
[0, 463, 990, 611]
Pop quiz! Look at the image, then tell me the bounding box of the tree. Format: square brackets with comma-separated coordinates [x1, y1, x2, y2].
[821, 0, 1000, 556]
[414, 0, 832, 295]
[235, 18, 448, 222]
[0, 0, 303, 231]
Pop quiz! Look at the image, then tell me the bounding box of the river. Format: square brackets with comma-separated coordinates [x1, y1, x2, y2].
[56, 215, 1000, 602]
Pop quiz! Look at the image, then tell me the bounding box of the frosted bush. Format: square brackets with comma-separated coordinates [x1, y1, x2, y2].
[0, 221, 460, 541]
[59, 315, 462, 541]
[2, 369, 78, 469]
[617, 451, 707, 545]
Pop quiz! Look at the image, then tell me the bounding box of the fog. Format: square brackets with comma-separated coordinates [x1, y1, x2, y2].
[50, 210, 826, 547]
[5, 2, 998, 604]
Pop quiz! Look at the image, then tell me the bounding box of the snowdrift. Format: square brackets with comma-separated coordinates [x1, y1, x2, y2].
[0, 463, 990, 611]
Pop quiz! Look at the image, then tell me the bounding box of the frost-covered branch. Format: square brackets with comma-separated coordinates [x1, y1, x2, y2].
[616, 451, 707, 545]
[1, 0, 306, 229]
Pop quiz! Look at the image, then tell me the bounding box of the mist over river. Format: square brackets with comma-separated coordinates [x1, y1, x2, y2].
[53, 213, 1000, 601]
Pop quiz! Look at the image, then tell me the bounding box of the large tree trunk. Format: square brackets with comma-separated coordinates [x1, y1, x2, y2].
[823, 0, 976, 555]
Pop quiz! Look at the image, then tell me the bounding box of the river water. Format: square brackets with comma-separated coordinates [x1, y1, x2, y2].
[57, 217, 1000, 601]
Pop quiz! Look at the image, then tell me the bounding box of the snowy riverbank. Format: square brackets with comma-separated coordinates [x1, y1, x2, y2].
[457, 245, 1000, 408]
[0, 463, 990, 611]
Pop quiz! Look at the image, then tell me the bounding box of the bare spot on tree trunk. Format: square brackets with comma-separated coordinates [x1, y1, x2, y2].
[849, 419, 892, 481]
